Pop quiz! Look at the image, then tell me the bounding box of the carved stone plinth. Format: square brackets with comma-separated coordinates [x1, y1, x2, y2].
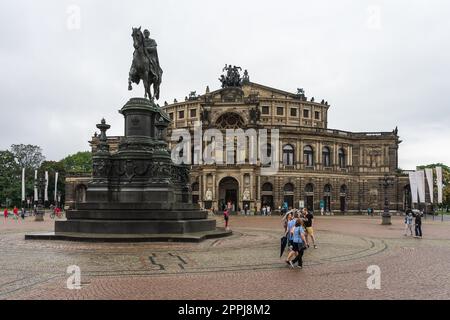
[27, 98, 231, 241]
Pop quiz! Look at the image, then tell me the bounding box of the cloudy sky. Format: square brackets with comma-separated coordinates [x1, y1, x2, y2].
[0, 0, 449, 169]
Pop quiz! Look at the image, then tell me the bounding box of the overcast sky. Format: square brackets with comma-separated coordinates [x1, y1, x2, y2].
[0, 0, 449, 169]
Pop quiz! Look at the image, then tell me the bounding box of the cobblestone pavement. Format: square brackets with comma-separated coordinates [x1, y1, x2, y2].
[1, 215, 450, 299]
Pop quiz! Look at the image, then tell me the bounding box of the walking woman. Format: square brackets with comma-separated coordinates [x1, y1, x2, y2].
[286, 218, 307, 269]
[224, 208, 230, 230]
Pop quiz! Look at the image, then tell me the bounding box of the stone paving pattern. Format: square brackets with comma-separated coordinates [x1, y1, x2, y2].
[1, 215, 450, 299]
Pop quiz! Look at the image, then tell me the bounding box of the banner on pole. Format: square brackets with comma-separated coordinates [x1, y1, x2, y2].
[425, 168, 434, 204]
[436, 167, 443, 204]
[409, 171, 419, 204]
[417, 170, 426, 204]
[54, 172, 59, 202]
[34, 170, 38, 201]
[21, 168, 25, 202]
[44, 171, 49, 202]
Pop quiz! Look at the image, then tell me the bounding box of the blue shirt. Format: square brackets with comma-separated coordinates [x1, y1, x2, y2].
[287, 220, 296, 240]
[293, 226, 305, 244]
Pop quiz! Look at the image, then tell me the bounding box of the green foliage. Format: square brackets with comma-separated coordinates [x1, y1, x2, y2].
[61, 151, 92, 174]
[10, 144, 45, 169]
[0, 150, 21, 207]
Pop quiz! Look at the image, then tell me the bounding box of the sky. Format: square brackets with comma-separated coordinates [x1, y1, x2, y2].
[0, 0, 449, 170]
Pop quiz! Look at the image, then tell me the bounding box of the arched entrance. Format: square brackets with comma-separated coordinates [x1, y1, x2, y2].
[261, 182, 274, 209]
[304, 183, 314, 212]
[219, 177, 239, 213]
[323, 184, 332, 212]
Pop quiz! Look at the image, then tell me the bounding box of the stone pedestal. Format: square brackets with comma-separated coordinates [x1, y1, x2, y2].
[381, 213, 392, 225]
[26, 98, 230, 242]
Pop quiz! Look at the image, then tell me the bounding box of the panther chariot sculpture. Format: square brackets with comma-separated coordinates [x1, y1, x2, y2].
[128, 27, 163, 101]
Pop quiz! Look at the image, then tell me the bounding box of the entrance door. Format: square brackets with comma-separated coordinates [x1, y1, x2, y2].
[262, 195, 274, 208]
[340, 196, 346, 212]
[323, 196, 331, 212]
[284, 195, 294, 209]
[306, 196, 314, 212]
[219, 177, 239, 213]
[225, 189, 238, 212]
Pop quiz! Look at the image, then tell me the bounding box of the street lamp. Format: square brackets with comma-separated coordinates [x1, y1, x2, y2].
[379, 175, 395, 225]
[34, 176, 46, 221]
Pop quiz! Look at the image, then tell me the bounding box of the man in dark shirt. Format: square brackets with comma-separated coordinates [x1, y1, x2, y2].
[303, 208, 317, 249]
[415, 211, 423, 238]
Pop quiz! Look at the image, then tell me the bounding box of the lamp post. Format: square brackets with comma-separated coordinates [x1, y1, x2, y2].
[379, 175, 395, 225]
[34, 176, 46, 221]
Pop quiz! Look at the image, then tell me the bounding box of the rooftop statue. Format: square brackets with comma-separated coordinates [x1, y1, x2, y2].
[219, 64, 244, 88]
[128, 27, 163, 101]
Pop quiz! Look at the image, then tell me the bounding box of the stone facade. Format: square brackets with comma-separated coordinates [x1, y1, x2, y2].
[161, 81, 410, 214]
[66, 79, 411, 214]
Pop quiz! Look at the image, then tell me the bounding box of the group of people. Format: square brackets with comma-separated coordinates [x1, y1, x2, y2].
[3, 206, 26, 222]
[404, 208, 423, 238]
[282, 208, 317, 269]
[261, 205, 272, 216]
[3, 205, 63, 222]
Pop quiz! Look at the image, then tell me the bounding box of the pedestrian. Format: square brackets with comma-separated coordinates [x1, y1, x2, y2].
[267, 205, 271, 216]
[414, 210, 423, 238]
[3, 208, 8, 222]
[262, 205, 267, 216]
[224, 208, 230, 230]
[282, 211, 292, 234]
[404, 209, 413, 236]
[21, 207, 25, 220]
[285, 212, 298, 259]
[303, 208, 317, 249]
[13, 206, 19, 222]
[286, 218, 307, 269]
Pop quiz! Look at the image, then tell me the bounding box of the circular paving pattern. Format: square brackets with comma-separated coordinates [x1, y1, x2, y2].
[2, 215, 450, 299]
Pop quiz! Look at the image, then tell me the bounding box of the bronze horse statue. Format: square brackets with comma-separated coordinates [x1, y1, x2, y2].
[128, 27, 162, 100]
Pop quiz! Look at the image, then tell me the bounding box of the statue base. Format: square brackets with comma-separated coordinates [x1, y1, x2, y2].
[26, 98, 231, 242]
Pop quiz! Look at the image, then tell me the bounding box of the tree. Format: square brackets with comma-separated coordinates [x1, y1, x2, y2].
[0, 150, 21, 207]
[10, 144, 45, 170]
[61, 151, 92, 174]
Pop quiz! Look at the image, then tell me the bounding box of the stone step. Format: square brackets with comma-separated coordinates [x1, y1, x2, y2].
[66, 209, 208, 220]
[55, 218, 216, 234]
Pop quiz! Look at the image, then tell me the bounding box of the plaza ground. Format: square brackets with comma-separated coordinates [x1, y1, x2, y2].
[1, 214, 450, 300]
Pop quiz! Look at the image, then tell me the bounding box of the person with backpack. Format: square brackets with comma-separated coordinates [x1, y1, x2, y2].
[286, 218, 307, 269]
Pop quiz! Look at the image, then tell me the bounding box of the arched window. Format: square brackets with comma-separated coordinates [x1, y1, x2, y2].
[191, 182, 199, 192]
[322, 146, 331, 167]
[216, 112, 245, 129]
[283, 144, 295, 166]
[305, 183, 314, 193]
[284, 183, 295, 192]
[324, 184, 332, 194]
[304, 145, 314, 166]
[340, 184, 348, 194]
[338, 148, 346, 168]
[262, 182, 273, 192]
